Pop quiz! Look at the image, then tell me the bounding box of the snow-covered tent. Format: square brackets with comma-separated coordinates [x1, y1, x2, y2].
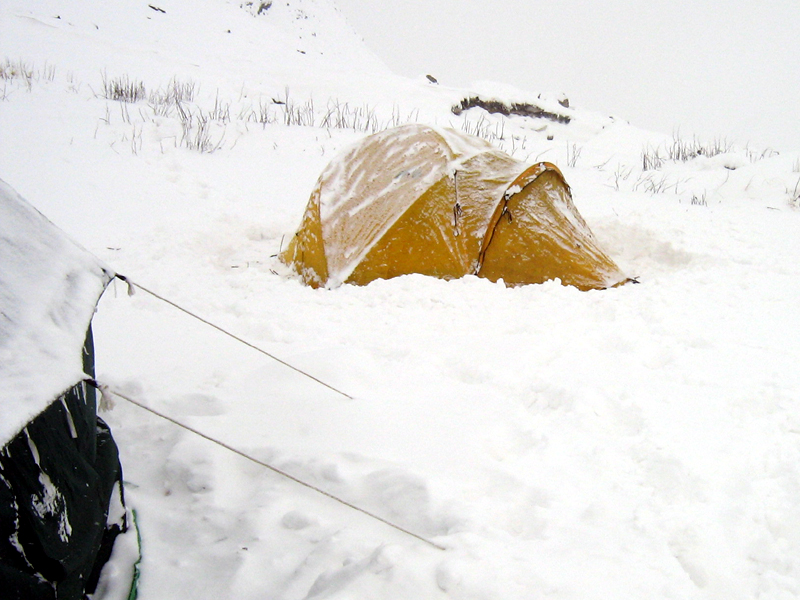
[281, 124, 627, 290]
[0, 179, 128, 599]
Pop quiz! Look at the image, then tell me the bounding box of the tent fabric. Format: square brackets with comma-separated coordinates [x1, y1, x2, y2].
[0, 352, 127, 600]
[0, 180, 127, 599]
[280, 124, 626, 290]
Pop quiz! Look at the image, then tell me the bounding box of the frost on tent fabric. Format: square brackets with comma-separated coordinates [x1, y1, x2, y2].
[0, 179, 131, 599]
[281, 124, 628, 290]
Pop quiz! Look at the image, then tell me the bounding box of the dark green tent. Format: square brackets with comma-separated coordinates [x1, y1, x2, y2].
[0, 179, 129, 599]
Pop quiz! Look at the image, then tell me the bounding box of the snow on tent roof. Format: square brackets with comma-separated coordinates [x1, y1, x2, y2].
[0, 179, 114, 446]
[281, 124, 626, 290]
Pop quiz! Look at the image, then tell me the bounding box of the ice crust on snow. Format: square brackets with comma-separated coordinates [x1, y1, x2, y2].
[0, 179, 112, 445]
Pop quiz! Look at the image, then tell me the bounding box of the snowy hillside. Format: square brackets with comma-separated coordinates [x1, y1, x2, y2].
[3, 1, 800, 599]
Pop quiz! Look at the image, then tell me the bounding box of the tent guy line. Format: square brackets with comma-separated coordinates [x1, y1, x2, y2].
[86, 379, 447, 552]
[114, 274, 354, 400]
[104, 275, 445, 548]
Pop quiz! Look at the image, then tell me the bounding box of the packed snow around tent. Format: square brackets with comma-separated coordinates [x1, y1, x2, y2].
[3, 0, 800, 598]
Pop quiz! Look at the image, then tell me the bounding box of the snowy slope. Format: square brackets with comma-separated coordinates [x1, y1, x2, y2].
[3, 1, 800, 599]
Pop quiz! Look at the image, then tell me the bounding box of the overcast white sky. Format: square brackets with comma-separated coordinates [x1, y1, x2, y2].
[334, 0, 799, 152]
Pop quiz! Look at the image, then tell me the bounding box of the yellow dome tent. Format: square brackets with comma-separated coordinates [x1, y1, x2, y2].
[281, 124, 626, 291]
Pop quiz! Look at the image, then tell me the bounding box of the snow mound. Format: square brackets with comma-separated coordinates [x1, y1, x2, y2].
[0, 179, 113, 444]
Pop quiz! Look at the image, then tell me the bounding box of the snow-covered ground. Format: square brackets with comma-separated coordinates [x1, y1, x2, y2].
[3, 1, 800, 598]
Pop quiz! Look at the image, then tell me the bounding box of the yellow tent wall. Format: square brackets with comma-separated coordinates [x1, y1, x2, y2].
[281, 124, 626, 290]
[477, 163, 625, 290]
